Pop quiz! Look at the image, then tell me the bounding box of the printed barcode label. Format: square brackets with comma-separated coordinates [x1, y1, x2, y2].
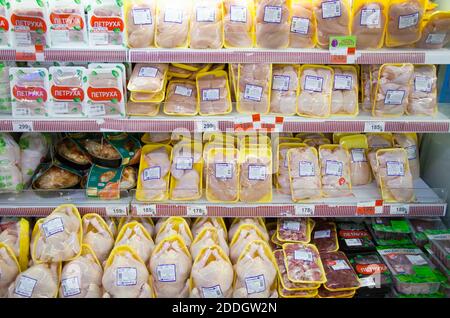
[136, 204, 157, 216]
[322, 1, 341, 19]
[426, 33, 446, 45]
[196, 7, 215, 22]
[386, 161, 405, 177]
[245, 275, 266, 295]
[304, 75, 323, 92]
[344, 238, 362, 246]
[202, 285, 223, 298]
[174, 85, 192, 97]
[52, 102, 69, 114]
[294, 250, 313, 262]
[272, 75, 290, 91]
[88, 104, 106, 117]
[405, 254, 427, 265]
[384, 90, 405, 105]
[14, 276, 37, 298]
[13, 108, 31, 117]
[42, 217, 64, 237]
[314, 230, 331, 239]
[351, 149, 367, 163]
[334, 74, 353, 90]
[90, 32, 109, 45]
[143, 167, 161, 180]
[398, 12, 419, 29]
[61, 277, 81, 297]
[414, 76, 433, 93]
[360, 8, 380, 26]
[405, 145, 417, 160]
[282, 221, 301, 232]
[248, 165, 267, 181]
[230, 5, 247, 23]
[243, 84, 263, 101]
[325, 160, 343, 176]
[157, 264, 177, 282]
[133, 8, 153, 25]
[263, 6, 282, 23]
[116, 267, 137, 286]
[202, 88, 220, 101]
[175, 157, 193, 170]
[299, 161, 315, 177]
[138, 67, 158, 78]
[291, 17, 309, 34]
[330, 259, 351, 271]
[215, 163, 233, 179]
[52, 30, 70, 43]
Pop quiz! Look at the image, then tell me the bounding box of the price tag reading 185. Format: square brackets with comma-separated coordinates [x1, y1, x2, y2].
[106, 206, 128, 217]
[294, 204, 315, 216]
[390, 204, 410, 215]
[12, 121, 34, 132]
[136, 204, 157, 216]
[187, 205, 207, 216]
[364, 121, 385, 132]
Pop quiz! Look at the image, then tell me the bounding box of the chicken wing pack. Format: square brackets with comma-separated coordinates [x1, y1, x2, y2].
[237, 63, 272, 114]
[196, 70, 232, 115]
[393, 133, 420, 180]
[87, 0, 125, 47]
[313, 0, 351, 48]
[319, 144, 352, 197]
[255, 0, 290, 49]
[270, 65, 299, 115]
[190, 227, 229, 260]
[223, 0, 254, 48]
[408, 65, 437, 116]
[190, 0, 223, 49]
[125, 0, 156, 48]
[0, 4, 10, 47]
[155, 0, 191, 48]
[416, 11, 450, 49]
[114, 221, 155, 264]
[82, 213, 115, 264]
[289, 0, 316, 48]
[351, 0, 387, 49]
[164, 80, 198, 115]
[340, 134, 372, 186]
[331, 65, 358, 116]
[0, 243, 20, 297]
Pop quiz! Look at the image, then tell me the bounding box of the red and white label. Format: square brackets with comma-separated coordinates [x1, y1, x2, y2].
[90, 16, 124, 32]
[50, 13, 84, 30]
[87, 87, 122, 102]
[11, 14, 47, 32]
[13, 86, 48, 101]
[51, 86, 84, 101]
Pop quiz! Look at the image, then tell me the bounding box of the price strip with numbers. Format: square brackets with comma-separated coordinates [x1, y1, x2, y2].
[390, 204, 410, 215]
[294, 204, 315, 216]
[356, 200, 384, 215]
[329, 36, 357, 64]
[106, 205, 128, 217]
[187, 205, 208, 216]
[12, 121, 34, 132]
[135, 204, 157, 216]
[195, 120, 219, 133]
[364, 121, 385, 132]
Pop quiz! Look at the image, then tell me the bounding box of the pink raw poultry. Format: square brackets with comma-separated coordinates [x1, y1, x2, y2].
[238, 64, 272, 114]
[416, 15, 450, 49]
[351, 1, 386, 49]
[197, 72, 231, 115]
[190, 0, 223, 49]
[408, 65, 437, 116]
[126, 0, 156, 48]
[255, 0, 290, 49]
[206, 151, 239, 202]
[164, 81, 197, 115]
[223, 0, 254, 48]
[331, 66, 358, 115]
[239, 155, 272, 202]
[141, 147, 170, 201]
[288, 146, 321, 201]
[270, 65, 298, 115]
[289, 0, 315, 48]
[314, 0, 350, 48]
[155, 0, 191, 48]
[298, 66, 332, 117]
[319, 146, 352, 197]
[386, 0, 424, 47]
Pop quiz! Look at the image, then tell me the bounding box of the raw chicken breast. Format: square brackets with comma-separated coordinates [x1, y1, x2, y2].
[367, 133, 393, 185]
[298, 66, 333, 118]
[9, 6, 48, 48]
[139, 146, 171, 201]
[408, 65, 437, 116]
[393, 133, 420, 180]
[164, 80, 198, 115]
[88, 3, 125, 46]
[319, 145, 352, 197]
[351, 1, 386, 49]
[224, 0, 254, 48]
[416, 13, 450, 49]
[115, 222, 154, 264]
[82, 214, 114, 263]
[49, 66, 85, 116]
[237, 63, 272, 114]
[376, 148, 415, 202]
[126, 101, 160, 116]
[348, 148, 371, 186]
[255, 0, 290, 49]
[0, 221, 20, 258]
[386, 0, 424, 47]
[197, 71, 232, 115]
[128, 63, 168, 93]
[126, 0, 156, 48]
[190, 0, 224, 49]
[0, 244, 20, 297]
[8, 263, 60, 298]
[331, 66, 358, 116]
[289, 0, 316, 48]
[190, 227, 229, 259]
[228, 218, 269, 242]
[239, 154, 272, 202]
[49, 3, 87, 47]
[276, 144, 299, 195]
[170, 143, 202, 200]
[361, 65, 372, 112]
[155, 0, 191, 48]
[270, 65, 298, 115]
[206, 149, 239, 202]
[314, 0, 351, 48]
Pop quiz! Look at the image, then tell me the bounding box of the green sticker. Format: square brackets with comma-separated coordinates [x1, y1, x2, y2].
[413, 265, 436, 279]
[391, 220, 410, 233]
[329, 35, 357, 50]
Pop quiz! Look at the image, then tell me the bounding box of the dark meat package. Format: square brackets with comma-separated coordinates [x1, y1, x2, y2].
[317, 286, 355, 298]
[311, 221, 339, 252]
[407, 218, 447, 247]
[276, 218, 312, 244]
[282, 243, 326, 284]
[337, 222, 376, 252]
[320, 251, 361, 292]
[368, 218, 413, 246]
[425, 230, 450, 269]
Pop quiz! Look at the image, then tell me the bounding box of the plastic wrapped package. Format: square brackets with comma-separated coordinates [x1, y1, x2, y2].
[48, 0, 88, 47]
[376, 148, 415, 202]
[239, 147, 272, 203]
[117, 218, 154, 238]
[317, 286, 355, 298]
[289, 0, 316, 48]
[351, 0, 387, 49]
[228, 218, 269, 242]
[331, 65, 358, 116]
[312, 221, 338, 253]
[385, 0, 425, 47]
[340, 134, 371, 186]
[223, 0, 254, 48]
[303, 137, 330, 149]
[89, 63, 128, 103]
[82, 214, 114, 263]
[0, 243, 20, 297]
[270, 65, 299, 115]
[408, 65, 437, 116]
[361, 65, 372, 112]
[367, 132, 393, 184]
[191, 217, 227, 241]
[20, 132, 49, 187]
[87, 0, 125, 47]
[278, 286, 318, 298]
[0, 4, 10, 47]
[10, 67, 50, 117]
[164, 80, 198, 116]
[378, 246, 442, 295]
[369, 218, 413, 245]
[32, 162, 81, 190]
[229, 224, 268, 264]
[155, 217, 193, 249]
[196, 71, 232, 116]
[191, 227, 229, 260]
[130, 90, 165, 103]
[0, 218, 29, 271]
[255, 0, 290, 49]
[393, 133, 420, 179]
[337, 222, 375, 252]
[125, 0, 156, 48]
[416, 11, 450, 49]
[407, 218, 446, 248]
[276, 142, 303, 195]
[276, 218, 312, 243]
[297, 65, 333, 118]
[426, 230, 450, 270]
[313, 0, 351, 48]
[127, 63, 168, 94]
[206, 148, 239, 203]
[155, 0, 191, 48]
[320, 251, 361, 291]
[114, 221, 154, 264]
[190, 0, 223, 49]
[282, 243, 326, 284]
[0, 133, 22, 192]
[318, 145, 352, 198]
[0, 63, 13, 114]
[426, 245, 450, 284]
[168, 64, 193, 79]
[237, 63, 272, 114]
[126, 101, 160, 116]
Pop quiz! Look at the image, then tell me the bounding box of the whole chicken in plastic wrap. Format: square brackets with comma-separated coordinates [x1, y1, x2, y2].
[393, 133, 420, 180]
[82, 214, 115, 263]
[190, 0, 223, 49]
[239, 152, 272, 202]
[115, 222, 155, 264]
[206, 149, 239, 202]
[149, 236, 192, 297]
[155, 0, 191, 48]
[229, 224, 267, 264]
[314, 0, 351, 48]
[197, 71, 232, 115]
[126, 0, 156, 48]
[155, 217, 193, 248]
[170, 144, 202, 200]
[416, 13, 450, 49]
[331, 66, 358, 115]
[408, 65, 437, 116]
[298, 66, 332, 118]
[255, 0, 290, 49]
[351, 1, 386, 49]
[0, 243, 20, 297]
[237, 63, 271, 114]
[289, 0, 316, 48]
[386, 0, 424, 47]
[191, 227, 229, 259]
[319, 145, 352, 197]
[270, 65, 298, 115]
[223, 0, 254, 48]
[288, 146, 321, 201]
[228, 218, 269, 242]
[119, 217, 155, 239]
[164, 80, 198, 115]
[19, 132, 48, 187]
[232, 240, 277, 298]
[191, 218, 227, 241]
[8, 263, 60, 298]
[190, 245, 234, 298]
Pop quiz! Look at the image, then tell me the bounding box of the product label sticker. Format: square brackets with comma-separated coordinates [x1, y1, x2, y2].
[386, 161, 405, 177]
[248, 164, 267, 181]
[290, 17, 310, 34]
[15, 29, 32, 46]
[384, 90, 405, 105]
[156, 264, 177, 282]
[426, 33, 446, 45]
[196, 6, 216, 22]
[61, 277, 81, 297]
[13, 108, 31, 117]
[14, 276, 37, 298]
[243, 84, 263, 102]
[263, 6, 282, 24]
[52, 30, 70, 43]
[87, 104, 106, 117]
[304, 75, 323, 92]
[143, 166, 161, 181]
[164, 8, 183, 24]
[272, 75, 290, 91]
[138, 67, 158, 78]
[202, 88, 220, 101]
[202, 285, 223, 298]
[116, 267, 137, 286]
[322, 1, 341, 19]
[230, 5, 247, 23]
[406, 254, 427, 266]
[344, 238, 362, 246]
[414, 76, 433, 93]
[329, 259, 351, 271]
[215, 163, 233, 179]
[351, 148, 367, 163]
[42, 217, 65, 237]
[52, 102, 69, 114]
[334, 74, 353, 90]
[174, 85, 193, 97]
[282, 220, 301, 232]
[133, 8, 153, 25]
[294, 249, 313, 262]
[359, 276, 376, 288]
[245, 275, 266, 295]
[405, 145, 417, 160]
[299, 161, 315, 177]
[360, 8, 380, 26]
[175, 157, 193, 170]
[325, 160, 343, 176]
[314, 229, 331, 239]
[90, 32, 109, 45]
[398, 12, 419, 29]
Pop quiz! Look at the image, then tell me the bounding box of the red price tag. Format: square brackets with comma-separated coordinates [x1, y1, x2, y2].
[330, 55, 348, 64]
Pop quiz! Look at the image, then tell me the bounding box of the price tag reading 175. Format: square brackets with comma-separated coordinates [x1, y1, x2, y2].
[106, 206, 128, 217]
[187, 205, 207, 216]
[364, 121, 385, 132]
[294, 205, 315, 216]
[13, 121, 34, 132]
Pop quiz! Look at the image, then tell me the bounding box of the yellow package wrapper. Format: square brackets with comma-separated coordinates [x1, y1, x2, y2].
[340, 134, 372, 186]
[155, 0, 191, 48]
[228, 217, 269, 242]
[118, 217, 155, 238]
[229, 224, 268, 264]
[125, 0, 156, 48]
[289, 0, 317, 48]
[190, 0, 224, 49]
[318, 144, 352, 197]
[331, 65, 359, 116]
[191, 217, 228, 239]
[416, 11, 450, 49]
[276, 142, 305, 195]
[393, 133, 420, 180]
[255, 0, 291, 49]
[313, 0, 351, 48]
[164, 80, 198, 116]
[0, 218, 29, 271]
[0, 243, 20, 297]
[367, 132, 393, 185]
[351, 0, 388, 49]
[237, 63, 272, 114]
[155, 216, 193, 248]
[197, 70, 233, 116]
[407, 64, 437, 116]
[190, 227, 229, 259]
[223, 0, 255, 48]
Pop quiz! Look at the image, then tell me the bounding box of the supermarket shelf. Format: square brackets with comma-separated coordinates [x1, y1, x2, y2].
[1, 109, 450, 133]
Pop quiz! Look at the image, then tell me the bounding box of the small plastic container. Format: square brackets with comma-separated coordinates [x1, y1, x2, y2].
[276, 218, 312, 244]
[282, 243, 326, 284]
[368, 218, 413, 246]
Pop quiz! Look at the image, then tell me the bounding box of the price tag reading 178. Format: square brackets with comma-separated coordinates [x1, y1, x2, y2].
[294, 205, 315, 216]
[187, 205, 208, 216]
[13, 121, 34, 132]
[106, 206, 128, 217]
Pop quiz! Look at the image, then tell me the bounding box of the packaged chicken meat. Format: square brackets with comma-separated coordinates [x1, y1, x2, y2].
[368, 218, 413, 246]
[87, 0, 125, 47]
[416, 11, 450, 49]
[21, 132, 48, 186]
[10, 67, 50, 117]
[127, 63, 168, 94]
[376, 148, 415, 202]
[126, 101, 160, 116]
[276, 218, 312, 244]
[0, 243, 20, 297]
[233, 240, 278, 298]
[230, 224, 268, 264]
[48, 0, 88, 47]
[102, 245, 154, 298]
[0, 4, 10, 47]
[114, 221, 154, 264]
[0, 133, 21, 192]
[393, 133, 420, 180]
[206, 147, 239, 203]
[313, 0, 351, 48]
[255, 0, 290, 49]
[196, 70, 232, 116]
[321, 251, 361, 292]
[319, 144, 352, 197]
[367, 132, 393, 184]
[297, 65, 333, 118]
[270, 65, 299, 115]
[228, 218, 269, 242]
[223, 0, 254, 48]
[279, 286, 318, 298]
[82, 213, 114, 263]
[289, 0, 316, 48]
[337, 222, 376, 252]
[89, 62, 128, 98]
[426, 230, 450, 270]
[408, 65, 437, 116]
[276, 142, 303, 195]
[189, 0, 223, 49]
[191, 227, 229, 260]
[407, 218, 446, 248]
[331, 65, 359, 116]
[312, 221, 339, 253]
[9, 0, 49, 49]
[117, 217, 155, 239]
[0, 62, 13, 114]
[372, 63, 414, 117]
[340, 134, 372, 186]
[385, 0, 425, 47]
[32, 161, 82, 190]
[190, 245, 234, 298]
[0, 218, 30, 270]
[125, 0, 156, 48]
[163, 80, 198, 116]
[191, 217, 227, 240]
[155, 217, 193, 248]
[236, 63, 272, 114]
[351, 0, 387, 49]
[317, 285, 355, 298]
[155, 0, 191, 48]
[361, 65, 372, 112]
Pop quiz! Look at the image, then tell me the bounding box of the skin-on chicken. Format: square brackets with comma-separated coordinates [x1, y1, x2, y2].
[386, 0, 424, 47]
[319, 146, 352, 197]
[164, 80, 198, 115]
[416, 14, 450, 49]
[237, 63, 272, 114]
[407, 65, 437, 116]
[8, 263, 60, 298]
[0, 244, 20, 297]
[206, 150, 239, 202]
[298, 66, 332, 118]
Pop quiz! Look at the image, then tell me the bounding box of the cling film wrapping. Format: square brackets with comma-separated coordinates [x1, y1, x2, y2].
[190, 227, 229, 259]
[276, 142, 305, 195]
[0, 2, 10, 47]
[115, 221, 155, 264]
[318, 144, 352, 198]
[407, 64, 437, 116]
[0, 218, 29, 271]
[313, 0, 351, 49]
[236, 63, 272, 114]
[155, 216, 193, 248]
[239, 134, 271, 152]
[196, 70, 232, 116]
[125, 0, 156, 48]
[317, 286, 356, 298]
[321, 251, 361, 292]
[393, 133, 420, 180]
[191, 217, 228, 239]
[330, 65, 359, 116]
[87, 0, 126, 47]
[126, 100, 160, 116]
[0, 242, 21, 297]
[223, 0, 255, 48]
[130, 90, 165, 103]
[351, 0, 388, 49]
[289, 0, 317, 49]
[277, 218, 313, 244]
[117, 217, 155, 238]
[255, 0, 291, 49]
[228, 217, 269, 242]
[229, 224, 268, 264]
[340, 134, 372, 186]
[81, 213, 115, 263]
[190, 0, 224, 49]
[127, 63, 168, 94]
[155, 0, 191, 48]
[164, 79, 198, 116]
[270, 64, 299, 115]
[416, 11, 450, 49]
[311, 221, 339, 253]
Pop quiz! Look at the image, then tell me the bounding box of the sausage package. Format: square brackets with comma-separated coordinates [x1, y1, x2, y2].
[408, 65, 437, 116]
[393, 133, 420, 180]
[312, 221, 339, 253]
[164, 80, 198, 116]
[125, 0, 156, 48]
[196, 70, 232, 116]
[155, 0, 191, 48]
[282, 243, 327, 284]
[340, 134, 372, 186]
[206, 147, 239, 203]
[416, 11, 450, 49]
[237, 63, 272, 114]
[351, 0, 387, 49]
[223, 0, 254, 48]
[319, 144, 352, 197]
[255, 0, 290, 49]
[331, 65, 359, 116]
[320, 251, 361, 292]
[313, 0, 351, 48]
[87, 0, 125, 47]
[270, 65, 299, 115]
[289, 0, 316, 48]
[190, 0, 223, 49]
[276, 218, 312, 244]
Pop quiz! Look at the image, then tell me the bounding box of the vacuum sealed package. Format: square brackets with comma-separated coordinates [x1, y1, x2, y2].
[276, 141, 303, 195]
[289, 0, 316, 48]
[223, 0, 254, 48]
[155, 0, 191, 48]
[312, 221, 339, 253]
[393, 133, 420, 179]
[297, 65, 333, 118]
[196, 70, 232, 116]
[276, 218, 312, 244]
[206, 148, 239, 203]
[48, 0, 88, 47]
[337, 222, 376, 252]
[426, 230, 450, 269]
[407, 218, 446, 247]
[408, 65, 437, 116]
[10, 67, 50, 118]
[368, 218, 413, 245]
[270, 65, 299, 115]
[0, 3, 10, 47]
[319, 144, 352, 197]
[164, 80, 198, 116]
[239, 147, 272, 203]
[416, 11, 450, 49]
[127, 63, 168, 94]
[320, 251, 361, 292]
[351, 0, 387, 49]
[255, 0, 290, 49]
[49, 66, 86, 117]
[190, 0, 223, 49]
[87, 0, 125, 47]
[237, 63, 272, 114]
[125, 0, 156, 48]
[0, 62, 14, 114]
[313, 0, 351, 48]
[331, 65, 358, 116]
[340, 134, 371, 186]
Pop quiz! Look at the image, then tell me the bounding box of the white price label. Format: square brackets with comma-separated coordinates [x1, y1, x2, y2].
[386, 161, 405, 177]
[360, 9, 380, 26]
[13, 121, 34, 132]
[398, 12, 419, 29]
[196, 7, 215, 22]
[52, 102, 69, 114]
[272, 75, 290, 91]
[359, 276, 376, 288]
[15, 29, 32, 46]
[174, 85, 193, 97]
[314, 229, 331, 239]
[87, 104, 106, 117]
[406, 254, 427, 265]
[426, 33, 446, 45]
[248, 165, 267, 181]
[202, 285, 223, 298]
[330, 259, 351, 271]
[175, 157, 193, 170]
[164, 8, 183, 24]
[351, 149, 367, 163]
[116, 267, 137, 286]
[230, 5, 247, 23]
[322, 1, 341, 19]
[294, 250, 313, 262]
[132, 8, 153, 25]
[291, 17, 310, 34]
[299, 161, 315, 177]
[142, 166, 161, 181]
[106, 206, 128, 217]
[90, 32, 109, 45]
[51, 30, 70, 43]
[14, 276, 37, 298]
[414, 76, 433, 93]
[136, 204, 156, 216]
[156, 264, 176, 282]
[390, 204, 410, 215]
[42, 217, 65, 237]
[282, 221, 301, 232]
[384, 90, 405, 105]
[202, 88, 220, 101]
[334, 74, 353, 90]
[405, 145, 417, 160]
[344, 238, 362, 246]
[196, 120, 219, 133]
[263, 6, 282, 23]
[364, 121, 385, 132]
[304, 75, 323, 92]
[138, 67, 158, 78]
[61, 277, 81, 297]
[294, 205, 315, 216]
[325, 160, 343, 176]
[215, 163, 233, 179]
[245, 275, 266, 295]
[187, 205, 207, 216]
[243, 84, 263, 102]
